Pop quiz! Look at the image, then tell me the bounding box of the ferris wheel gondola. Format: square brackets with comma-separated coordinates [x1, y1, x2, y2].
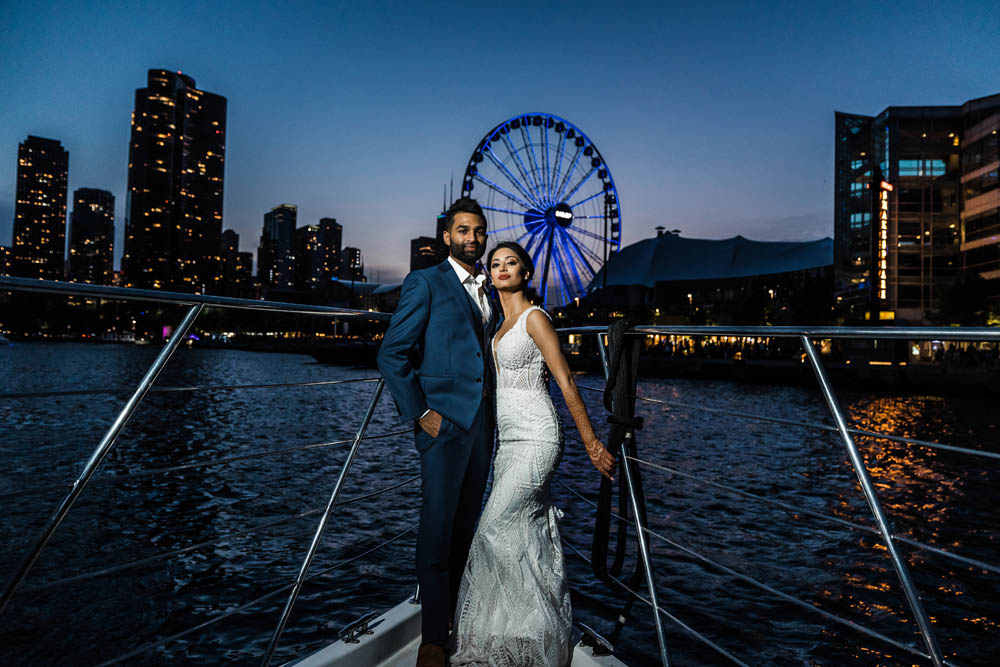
[461, 113, 621, 308]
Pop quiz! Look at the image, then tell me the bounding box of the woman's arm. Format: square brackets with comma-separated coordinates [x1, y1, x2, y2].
[526, 309, 615, 479]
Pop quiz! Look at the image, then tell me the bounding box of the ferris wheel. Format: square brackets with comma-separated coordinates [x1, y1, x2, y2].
[461, 113, 621, 308]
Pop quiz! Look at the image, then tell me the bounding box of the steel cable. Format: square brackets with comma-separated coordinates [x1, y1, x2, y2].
[576, 384, 1000, 461]
[92, 523, 417, 666]
[0, 377, 381, 401]
[557, 480, 952, 664]
[626, 454, 1000, 576]
[22, 475, 420, 594]
[0, 429, 411, 501]
[561, 536, 749, 666]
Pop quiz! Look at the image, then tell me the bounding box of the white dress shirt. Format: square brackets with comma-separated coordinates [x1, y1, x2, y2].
[447, 255, 491, 325]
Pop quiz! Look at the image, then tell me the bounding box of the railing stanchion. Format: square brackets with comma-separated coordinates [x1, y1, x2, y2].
[596, 332, 610, 379]
[620, 435, 672, 666]
[261, 379, 385, 666]
[598, 328, 670, 665]
[0, 303, 203, 616]
[799, 335, 943, 667]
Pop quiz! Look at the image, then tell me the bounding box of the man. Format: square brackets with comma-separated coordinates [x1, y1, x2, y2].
[376, 197, 497, 667]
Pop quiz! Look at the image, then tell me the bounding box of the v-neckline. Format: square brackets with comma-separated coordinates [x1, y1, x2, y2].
[492, 307, 533, 360]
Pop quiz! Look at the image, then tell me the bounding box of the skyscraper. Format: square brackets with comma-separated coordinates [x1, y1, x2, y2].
[834, 92, 1000, 321]
[220, 228, 251, 291]
[339, 246, 365, 282]
[123, 69, 226, 292]
[257, 204, 297, 290]
[68, 188, 115, 285]
[294, 224, 324, 290]
[318, 217, 342, 280]
[11, 136, 69, 281]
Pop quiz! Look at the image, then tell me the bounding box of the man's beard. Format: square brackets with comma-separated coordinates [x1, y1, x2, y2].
[449, 239, 484, 266]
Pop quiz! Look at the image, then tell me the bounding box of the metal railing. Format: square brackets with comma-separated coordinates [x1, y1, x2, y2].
[0, 277, 416, 666]
[3, 276, 998, 665]
[555, 324, 1000, 667]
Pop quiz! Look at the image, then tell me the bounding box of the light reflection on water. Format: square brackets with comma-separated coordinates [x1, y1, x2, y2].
[0, 343, 997, 666]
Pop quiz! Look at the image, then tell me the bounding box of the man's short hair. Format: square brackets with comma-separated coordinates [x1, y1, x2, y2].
[445, 197, 488, 231]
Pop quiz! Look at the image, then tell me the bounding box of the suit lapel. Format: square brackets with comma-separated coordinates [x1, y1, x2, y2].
[438, 261, 480, 338]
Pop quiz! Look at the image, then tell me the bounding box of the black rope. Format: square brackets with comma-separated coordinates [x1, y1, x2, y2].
[590, 319, 649, 643]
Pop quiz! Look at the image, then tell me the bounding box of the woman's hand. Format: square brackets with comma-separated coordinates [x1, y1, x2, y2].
[585, 438, 615, 479]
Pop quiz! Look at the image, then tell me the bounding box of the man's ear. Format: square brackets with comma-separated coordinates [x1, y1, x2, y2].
[442, 229, 451, 246]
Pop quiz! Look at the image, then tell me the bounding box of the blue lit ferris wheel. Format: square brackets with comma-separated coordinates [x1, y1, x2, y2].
[461, 113, 621, 308]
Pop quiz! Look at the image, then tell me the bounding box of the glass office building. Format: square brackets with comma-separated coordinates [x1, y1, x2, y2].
[835, 92, 1000, 322]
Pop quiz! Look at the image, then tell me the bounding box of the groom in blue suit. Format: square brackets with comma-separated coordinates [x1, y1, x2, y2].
[376, 197, 498, 667]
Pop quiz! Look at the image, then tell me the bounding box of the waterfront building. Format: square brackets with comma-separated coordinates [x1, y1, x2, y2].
[294, 224, 324, 290]
[294, 217, 342, 290]
[0, 245, 9, 275]
[123, 69, 227, 292]
[960, 97, 1000, 298]
[409, 236, 442, 271]
[408, 212, 449, 272]
[234, 251, 253, 288]
[10, 136, 69, 281]
[834, 92, 1000, 322]
[257, 204, 297, 290]
[339, 246, 365, 282]
[584, 231, 833, 324]
[319, 217, 342, 279]
[220, 229, 252, 291]
[68, 188, 115, 285]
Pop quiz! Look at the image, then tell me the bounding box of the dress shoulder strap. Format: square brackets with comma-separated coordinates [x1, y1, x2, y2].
[518, 305, 550, 331]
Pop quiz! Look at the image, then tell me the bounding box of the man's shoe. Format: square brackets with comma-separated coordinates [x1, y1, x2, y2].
[416, 642, 446, 667]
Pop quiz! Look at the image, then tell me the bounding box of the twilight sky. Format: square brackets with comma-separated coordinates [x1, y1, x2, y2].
[1, 0, 998, 283]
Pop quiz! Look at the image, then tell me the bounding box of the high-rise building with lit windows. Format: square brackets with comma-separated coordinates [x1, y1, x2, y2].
[339, 246, 365, 282]
[834, 92, 1000, 322]
[257, 204, 297, 290]
[0, 245, 10, 275]
[68, 188, 115, 285]
[10, 136, 69, 281]
[410, 236, 441, 271]
[221, 228, 252, 291]
[123, 69, 226, 292]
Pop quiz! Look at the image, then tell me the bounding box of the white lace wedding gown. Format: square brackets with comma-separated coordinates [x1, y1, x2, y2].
[451, 306, 572, 666]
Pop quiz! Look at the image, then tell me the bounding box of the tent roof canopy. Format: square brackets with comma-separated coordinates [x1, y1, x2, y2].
[589, 233, 833, 290]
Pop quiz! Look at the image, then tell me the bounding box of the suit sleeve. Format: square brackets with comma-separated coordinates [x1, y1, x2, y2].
[376, 271, 431, 421]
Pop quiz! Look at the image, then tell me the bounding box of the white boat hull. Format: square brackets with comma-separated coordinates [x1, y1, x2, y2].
[291, 599, 629, 666]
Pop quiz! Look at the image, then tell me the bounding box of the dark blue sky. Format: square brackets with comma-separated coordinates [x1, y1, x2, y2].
[1, 0, 998, 282]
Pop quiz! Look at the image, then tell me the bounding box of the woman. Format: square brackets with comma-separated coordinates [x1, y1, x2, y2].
[451, 241, 615, 666]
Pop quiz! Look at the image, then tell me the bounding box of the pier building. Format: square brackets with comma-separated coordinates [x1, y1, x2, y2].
[834, 92, 1000, 323]
[583, 230, 833, 324]
[122, 69, 227, 293]
[10, 135, 69, 281]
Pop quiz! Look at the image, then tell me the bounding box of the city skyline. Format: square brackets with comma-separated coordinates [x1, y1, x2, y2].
[2, 1, 999, 283]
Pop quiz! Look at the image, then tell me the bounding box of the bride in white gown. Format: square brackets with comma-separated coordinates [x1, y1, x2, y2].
[451, 241, 615, 666]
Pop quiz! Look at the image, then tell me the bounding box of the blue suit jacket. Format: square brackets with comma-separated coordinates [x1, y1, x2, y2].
[377, 260, 498, 432]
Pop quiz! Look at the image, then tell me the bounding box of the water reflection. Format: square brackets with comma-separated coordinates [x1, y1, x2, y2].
[1, 344, 997, 666]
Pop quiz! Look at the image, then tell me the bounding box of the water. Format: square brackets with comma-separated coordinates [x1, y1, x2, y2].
[1, 343, 997, 666]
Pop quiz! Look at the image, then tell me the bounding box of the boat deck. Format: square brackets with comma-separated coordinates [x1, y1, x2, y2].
[292, 599, 628, 667]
